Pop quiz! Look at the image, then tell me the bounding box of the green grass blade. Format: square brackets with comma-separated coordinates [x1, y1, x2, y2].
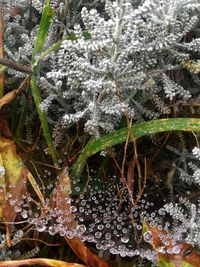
[71, 118, 200, 179]
[32, 0, 54, 63]
[31, 74, 58, 164]
[0, 66, 8, 73]
[14, 88, 30, 140]
[30, 0, 58, 164]
[32, 39, 62, 68]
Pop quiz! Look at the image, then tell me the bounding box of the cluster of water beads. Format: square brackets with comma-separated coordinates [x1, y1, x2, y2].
[5, 175, 187, 261]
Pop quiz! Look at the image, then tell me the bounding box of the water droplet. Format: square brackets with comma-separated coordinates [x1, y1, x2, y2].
[49, 226, 57, 235]
[66, 231, 75, 239]
[76, 224, 86, 235]
[143, 231, 153, 243]
[14, 206, 22, 213]
[105, 232, 111, 240]
[121, 236, 129, 243]
[97, 224, 104, 230]
[79, 207, 84, 213]
[36, 222, 46, 232]
[172, 245, 181, 255]
[0, 166, 5, 178]
[81, 200, 86, 206]
[6, 192, 12, 198]
[21, 210, 28, 219]
[71, 206, 77, 213]
[107, 240, 115, 247]
[95, 231, 102, 239]
[122, 228, 127, 234]
[75, 187, 80, 192]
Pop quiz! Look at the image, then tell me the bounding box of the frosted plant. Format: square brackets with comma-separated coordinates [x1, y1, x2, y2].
[161, 146, 200, 249]
[0, 230, 39, 261]
[164, 200, 200, 248]
[173, 147, 200, 186]
[39, 0, 200, 136]
[2, 0, 200, 136]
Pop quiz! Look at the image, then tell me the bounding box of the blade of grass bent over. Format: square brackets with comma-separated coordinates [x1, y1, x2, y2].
[31, 0, 58, 164]
[71, 118, 200, 179]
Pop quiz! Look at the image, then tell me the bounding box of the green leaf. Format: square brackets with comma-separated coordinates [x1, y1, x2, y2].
[71, 118, 200, 180]
[82, 31, 91, 39]
[32, 0, 54, 63]
[0, 66, 8, 73]
[158, 260, 175, 267]
[30, 0, 58, 164]
[142, 222, 149, 235]
[31, 74, 58, 164]
[182, 262, 193, 267]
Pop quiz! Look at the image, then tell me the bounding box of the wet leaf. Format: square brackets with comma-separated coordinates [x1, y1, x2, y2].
[158, 260, 176, 267]
[0, 258, 86, 267]
[71, 118, 200, 181]
[51, 170, 110, 267]
[31, 0, 58, 164]
[31, 0, 54, 62]
[144, 222, 200, 267]
[0, 137, 27, 222]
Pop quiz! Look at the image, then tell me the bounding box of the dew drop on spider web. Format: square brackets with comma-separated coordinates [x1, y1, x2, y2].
[121, 236, 129, 243]
[95, 231, 102, 239]
[76, 224, 86, 235]
[143, 231, 153, 243]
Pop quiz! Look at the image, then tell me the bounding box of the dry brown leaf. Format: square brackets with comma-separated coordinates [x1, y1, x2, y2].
[0, 137, 27, 222]
[0, 258, 86, 267]
[0, 75, 30, 108]
[51, 170, 110, 267]
[146, 222, 200, 267]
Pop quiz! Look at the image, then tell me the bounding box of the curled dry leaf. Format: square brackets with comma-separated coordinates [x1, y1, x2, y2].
[0, 258, 86, 267]
[0, 75, 30, 108]
[144, 222, 200, 267]
[51, 169, 110, 267]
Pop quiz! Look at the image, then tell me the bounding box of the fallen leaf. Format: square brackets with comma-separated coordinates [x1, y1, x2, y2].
[0, 137, 27, 222]
[51, 169, 110, 267]
[0, 258, 86, 267]
[144, 222, 200, 267]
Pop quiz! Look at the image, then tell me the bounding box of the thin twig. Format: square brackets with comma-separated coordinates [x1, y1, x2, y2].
[0, 58, 32, 74]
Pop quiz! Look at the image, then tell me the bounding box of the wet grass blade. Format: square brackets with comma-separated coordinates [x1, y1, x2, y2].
[31, 0, 58, 164]
[31, 75, 58, 164]
[31, 0, 54, 62]
[71, 118, 200, 179]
